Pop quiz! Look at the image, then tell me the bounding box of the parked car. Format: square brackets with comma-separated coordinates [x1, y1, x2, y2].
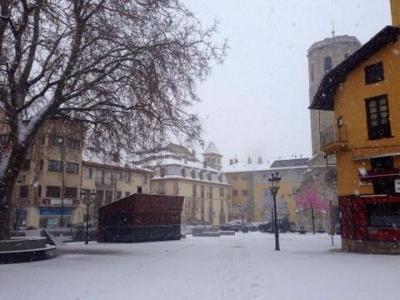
[289, 223, 298, 233]
[317, 225, 325, 233]
[298, 226, 307, 234]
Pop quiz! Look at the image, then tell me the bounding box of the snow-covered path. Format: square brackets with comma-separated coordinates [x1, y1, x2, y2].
[1, 233, 400, 300]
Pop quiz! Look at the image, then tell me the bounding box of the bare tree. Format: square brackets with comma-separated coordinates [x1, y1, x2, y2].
[0, 0, 226, 239]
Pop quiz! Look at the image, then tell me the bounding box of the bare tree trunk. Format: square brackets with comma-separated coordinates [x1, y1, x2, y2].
[311, 206, 316, 235]
[0, 146, 30, 240]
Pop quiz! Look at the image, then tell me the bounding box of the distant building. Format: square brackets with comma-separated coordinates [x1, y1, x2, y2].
[224, 158, 309, 224]
[310, 1, 400, 253]
[0, 117, 152, 229]
[142, 143, 232, 226]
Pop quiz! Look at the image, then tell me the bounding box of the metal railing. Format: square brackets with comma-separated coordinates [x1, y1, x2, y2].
[320, 124, 347, 149]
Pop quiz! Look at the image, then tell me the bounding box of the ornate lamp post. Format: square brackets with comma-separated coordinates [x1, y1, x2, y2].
[268, 172, 281, 251]
[80, 190, 96, 245]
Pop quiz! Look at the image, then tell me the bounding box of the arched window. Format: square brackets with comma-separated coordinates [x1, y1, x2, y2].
[160, 167, 166, 177]
[181, 167, 186, 177]
[324, 56, 333, 73]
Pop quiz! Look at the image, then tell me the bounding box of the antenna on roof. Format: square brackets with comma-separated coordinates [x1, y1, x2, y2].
[331, 19, 336, 37]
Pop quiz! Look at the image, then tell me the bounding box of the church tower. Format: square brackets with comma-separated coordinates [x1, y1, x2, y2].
[203, 142, 222, 170]
[308, 32, 361, 164]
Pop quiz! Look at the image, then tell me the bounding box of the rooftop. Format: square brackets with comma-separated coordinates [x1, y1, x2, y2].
[310, 26, 400, 111]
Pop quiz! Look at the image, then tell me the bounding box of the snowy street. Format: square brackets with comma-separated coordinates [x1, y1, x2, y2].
[1, 233, 400, 300]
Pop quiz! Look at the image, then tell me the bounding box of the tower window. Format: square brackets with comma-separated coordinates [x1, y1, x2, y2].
[324, 56, 333, 73]
[365, 62, 384, 85]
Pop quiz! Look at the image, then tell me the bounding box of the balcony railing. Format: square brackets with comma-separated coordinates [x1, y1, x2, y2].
[41, 198, 80, 206]
[320, 124, 348, 153]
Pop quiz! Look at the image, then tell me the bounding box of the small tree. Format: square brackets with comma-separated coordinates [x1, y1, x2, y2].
[296, 184, 327, 234]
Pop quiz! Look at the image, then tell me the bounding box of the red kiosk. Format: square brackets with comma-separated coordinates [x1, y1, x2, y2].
[98, 194, 184, 243]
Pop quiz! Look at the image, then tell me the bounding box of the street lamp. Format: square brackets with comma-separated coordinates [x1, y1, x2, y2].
[80, 189, 96, 245]
[268, 172, 281, 251]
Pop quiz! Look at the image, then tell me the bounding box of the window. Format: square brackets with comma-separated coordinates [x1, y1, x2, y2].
[219, 188, 225, 197]
[191, 169, 196, 179]
[96, 190, 104, 204]
[209, 186, 213, 199]
[365, 95, 391, 139]
[192, 185, 197, 197]
[95, 170, 103, 184]
[371, 156, 394, 171]
[117, 191, 122, 199]
[370, 156, 395, 195]
[64, 187, 77, 199]
[142, 175, 147, 185]
[200, 185, 205, 198]
[160, 167, 166, 177]
[368, 203, 400, 228]
[181, 167, 186, 177]
[137, 186, 143, 194]
[105, 191, 113, 204]
[19, 185, 29, 198]
[46, 186, 61, 198]
[67, 138, 81, 150]
[66, 162, 79, 174]
[48, 160, 63, 172]
[38, 185, 42, 197]
[125, 191, 130, 197]
[324, 56, 332, 73]
[84, 167, 92, 179]
[50, 135, 64, 146]
[21, 159, 30, 171]
[365, 62, 384, 84]
[0, 134, 9, 144]
[232, 190, 238, 197]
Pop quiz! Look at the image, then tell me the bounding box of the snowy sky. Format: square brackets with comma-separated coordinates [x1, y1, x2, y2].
[183, 0, 390, 163]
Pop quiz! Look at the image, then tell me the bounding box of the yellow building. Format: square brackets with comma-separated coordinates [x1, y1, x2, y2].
[0, 118, 152, 229]
[224, 158, 309, 224]
[143, 143, 232, 226]
[310, 1, 400, 253]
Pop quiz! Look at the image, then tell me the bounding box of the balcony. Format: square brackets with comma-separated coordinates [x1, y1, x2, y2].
[320, 124, 349, 154]
[41, 198, 80, 207]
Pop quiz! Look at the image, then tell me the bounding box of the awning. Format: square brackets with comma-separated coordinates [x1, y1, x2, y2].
[359, 169, 400, 182]
[352, 152, 400, 161]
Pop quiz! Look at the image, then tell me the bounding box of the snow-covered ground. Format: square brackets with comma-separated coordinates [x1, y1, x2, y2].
[1, 233, 400, 300]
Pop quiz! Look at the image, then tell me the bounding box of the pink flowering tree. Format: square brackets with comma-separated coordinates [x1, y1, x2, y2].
[296, 184, 327, 234]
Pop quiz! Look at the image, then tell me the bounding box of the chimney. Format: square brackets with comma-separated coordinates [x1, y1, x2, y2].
[258, 157, 263, 164]
[391, 0, 400, 26]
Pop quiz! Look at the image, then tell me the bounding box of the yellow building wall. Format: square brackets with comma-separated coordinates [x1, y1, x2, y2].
[334, 40, 400, 196]
[150, 178, 231, 226]
[227, 172, 300, 224]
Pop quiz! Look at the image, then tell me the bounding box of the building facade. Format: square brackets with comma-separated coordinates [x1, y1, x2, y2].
[224, 158, 309, 224]
[143, 143, 232, 226]
[310, 1, 400, 253]
[0, 118, 152, 229]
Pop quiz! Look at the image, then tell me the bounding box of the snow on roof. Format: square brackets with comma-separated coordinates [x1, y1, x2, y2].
[223, 158, 309, 174]
[146, 156, 221, 173]
[204, 142, 220, 155]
